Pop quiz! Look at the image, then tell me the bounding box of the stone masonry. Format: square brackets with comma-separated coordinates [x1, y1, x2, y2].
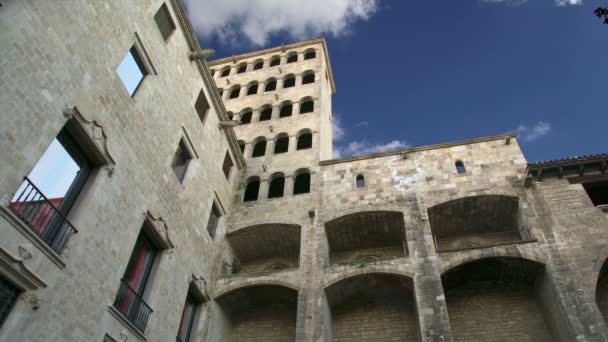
[1, 1, 608, 341]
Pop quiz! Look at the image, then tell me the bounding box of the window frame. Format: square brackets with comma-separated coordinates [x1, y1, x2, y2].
[171, 139, 194, 184]
[176, 293, 199, 342]
[206, 201, 222, 239]
[153, 2, 176, 42]
[222, 151, 234, 180]
[0, 276, 21, 330]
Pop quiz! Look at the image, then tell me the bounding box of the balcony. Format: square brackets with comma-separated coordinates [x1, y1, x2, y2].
[113, 279, 153, 333]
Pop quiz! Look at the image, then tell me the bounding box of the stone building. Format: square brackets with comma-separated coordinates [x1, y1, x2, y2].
[0, 1, 607, 342]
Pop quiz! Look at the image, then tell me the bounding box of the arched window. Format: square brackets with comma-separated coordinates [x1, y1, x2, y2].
[304, 49, 316, 60]
[297, 132, 312, 150]
[274, 135, 289, 154]
[293, 169, 311, 195]
[218, 88, 224, 98]
[210, 69, 216, 77]
[236, 63, 247, 74]
[226, 111, 234, 120]
[268, 174, 285, 198]
[265, 79, 277, 92]
[253, 59, 264, 70]
[286, 53, 298, 63]
[302, 71, 315, 85]
[229, 86, 240, 99]
[259, 107, 272, 121]
[356, 175, 365, 188]
[300, 99, 314, 114]
[279, 103, 293, 118]
[252, 139, 267, 158]
[455, 161, 466, 174]
[247, 82, 258, 96]
[244, 177, 260, 202]
[238, 140, 246, 154]
[269, 56, 280, 67]
[240, 110, 252, 124]
[220, 67, 230, 77]
[283, 75, 295, 88]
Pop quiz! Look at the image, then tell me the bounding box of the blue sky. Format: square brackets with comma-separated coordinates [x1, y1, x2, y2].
[185, 0, 607, 162]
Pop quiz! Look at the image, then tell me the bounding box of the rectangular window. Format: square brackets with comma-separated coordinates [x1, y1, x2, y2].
[206, 202, 222, 239]
[0, 276, 21, 329]
[172, 140, 192, 183]
[154, 3, 176, 42]
[222, 151, 233, 180]
[583, 181, 608, 206]
[117, 46, 149, 96]
[195, 90, 210, 125]
[177, 293, 198, 342]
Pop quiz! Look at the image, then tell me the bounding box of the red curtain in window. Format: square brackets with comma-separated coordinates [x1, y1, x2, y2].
[177, 300, 196, 341]
[125, 240, 154, 292]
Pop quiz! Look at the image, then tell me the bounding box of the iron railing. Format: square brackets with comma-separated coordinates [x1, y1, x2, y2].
[113, 280, 153, 333]
[8, 177, 77, 255]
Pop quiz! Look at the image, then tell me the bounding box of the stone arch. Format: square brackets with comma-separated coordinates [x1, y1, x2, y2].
[324, 267, 415, 289]
[321, 206, 408, 225]
[438, 247, 547, 275]
[214, 278, 300, 299]
[593, 247, 608, 322]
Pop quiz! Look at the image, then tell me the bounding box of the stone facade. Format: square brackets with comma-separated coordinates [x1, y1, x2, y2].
[1, 1, 608, 342]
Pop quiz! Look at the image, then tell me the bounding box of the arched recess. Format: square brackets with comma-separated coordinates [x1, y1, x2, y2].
[596, 255, 608, 323]
[442, 257, 560, 342]
[324, 211, 407, 265]
[325, 273, 420, 342]
[225, 224, 301, 275]
[215, 284, 299, 342]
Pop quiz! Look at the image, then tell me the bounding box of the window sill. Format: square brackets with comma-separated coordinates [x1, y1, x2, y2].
[107, 305, 147, 341]
[0, 205, 66, 269]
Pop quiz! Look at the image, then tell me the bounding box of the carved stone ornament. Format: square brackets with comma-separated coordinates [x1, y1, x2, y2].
[0, 247, 46, 290]
[190, 273, 210, 302]
[189, 48, 215, 61]
[143, 211, 174, 250]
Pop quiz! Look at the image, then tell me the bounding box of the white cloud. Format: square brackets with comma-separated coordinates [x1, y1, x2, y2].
[354, 121, 369, 128]
[332, 114, 346, 141]
[516, 121, 552, 142]
[333, 139, 409, 158]
[482, 0, 582, 6]
[184, 0, 378, 46]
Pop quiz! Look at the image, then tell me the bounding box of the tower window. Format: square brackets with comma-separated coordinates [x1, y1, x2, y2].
[194, 90, 210, 125]
[222, 151, 233, 180]
[236, 64, 247, 74]
[226, 112, 234, 120]
[220, 68, 230, 77]
[274, 136, 289, 154]
[268, 175, 285, 199]
[269, 56, 280, 67]
[283, 75, 295, 88]
[154, 3, 176, 42]
[244, 178, 260, 202]
[297, 133, 312, 150]
[0, 275, 21, 329]
[176, 293, 200, 342]
[247, 83, 258, 96]
[229, 86, 240, 99]
[455, 161, 466, 174]
[171, 139, 192, 183]
[206, 202, 222, 239]
[356, 175, 365, 188]
[238, 141, 246, 154]
[286, 53, 298, 63]
[265, 80, 277, 92]
[259, 107, 272, 121]
[304, 50, 316, 60]
[300, 100, 314, 114]
[240, 111, 252, 124]
[294, 171, 311, 195]
[280, 104, 293, 118]
[302, 72, 315, 85]
[253, 60, 264, 70]
[582, 181, 608, 206]
[252, 140, 267, 158]
[116, 46, 149, 96]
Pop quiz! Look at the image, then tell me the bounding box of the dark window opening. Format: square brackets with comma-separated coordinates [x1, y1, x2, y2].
[300, 100, 313, 114]
[238, 142, 246, 154]
[280, 104, 293, 117]
[253, 61, 264, 70]
[240, 111, 252, 124]
[274, 137, 289, 154]
[297, 133, 312, 150]
[177, 293, 199, 342]
[207, 202, 222, 239]
[244, 180, 260, 202]
[356, 175, 365, 188]
[229, 87, 240, 99]
[583, 181, 608, 206]
[302, 73, 315, 84]
[268, 177, 285, 198]
[455, 161, 466, 174]
[117, 46, 149, 96]
[222, 151, 233, 180]
[259, 108, 272, 121]
[171, 140, 192, 183]
[237, 64, 246, 74]
[294, 173, 311, 195]
[226, 112, 234, 120]
[283, 77, 295, 88]
[270, 58, 280, 67]
[265, 80, 277, 92]
[220, 68, 230, 77]
[194, 90, 210, 124]
[154, 3, 176, 42]
[252, 141, 267, 158]
[247, 84, 258, 95]
[0, 276, 21, 329]
[287, 54, 298, 63]
[218, 89, 224, 97]
[304, 51, 316, 60]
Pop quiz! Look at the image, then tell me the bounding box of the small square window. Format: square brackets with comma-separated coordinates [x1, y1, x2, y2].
[207, 202, 222, 239]
[195, 90, 210, 125]
[154, 3, 176, 42]
[117, 46, 148, 96]
[171, 140, 192, 183]
[583, 181, 608, 206]
[222, 151, 234, 180]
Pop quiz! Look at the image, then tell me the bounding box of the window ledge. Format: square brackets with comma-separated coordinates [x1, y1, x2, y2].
[0, 205, 66, 269]
[107, 305, 147, 341]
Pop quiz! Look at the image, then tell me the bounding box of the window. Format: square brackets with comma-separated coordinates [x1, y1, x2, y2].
[117, 46, 149, 96]
[171, 140, 192, 183]
[240, 111, 252, 124]
[220, 68, 230, 77]
[154, 3, 176, 41]
[226, 112, 234, 120]
[265, 79, 277, 92]
[247, 83, 258, 96]
[304, 50, 316, 60]
[0, 276, 21, 329]
[244, 178, 260, 202]
[229, 86, 240, 99]
[269, 56, 280, 67]
[294, 171, 311, 195]
[279, 103, 293, 118]
[300, 100, 314, 114]
[238, 141, 246, 154]
[194, 90, 210, 124]
[177, 293, 199, 342]
[455, 161, 466, 174]
[259, 107, 272, 121]
[297, 133, 312, 150]
[583, 181, 608, 206]
[268, 175, 285, 199]
[218, 88, 224, 98]
[274, 136, 289, 154]
[207, 202, 222, 239]
[283, 75, 295, 88]
[211, 69, 215, 77]
[253, 60, 264, 70]
[252, 139, 267, 158]
[356, 175, 365, 188]
[286, 53, 298, 63]
[222, 151, 233, 180]
[302, 72, 315, 84]
[236, 64, 247, 74]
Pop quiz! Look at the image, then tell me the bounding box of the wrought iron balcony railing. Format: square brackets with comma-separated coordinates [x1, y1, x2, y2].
[113, 280, 153, 333]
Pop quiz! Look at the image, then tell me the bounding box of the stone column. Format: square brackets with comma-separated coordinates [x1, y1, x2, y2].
[265, 139, 274, 157]
[258, 178, 269, 200]
[252, 109, 261, 123]
[271, 105, 280, 121]
[284, 175, 294, 196]
[288, 135, 297, 153]
[293, 102, 300, 115]
[242, 143, 251, 159]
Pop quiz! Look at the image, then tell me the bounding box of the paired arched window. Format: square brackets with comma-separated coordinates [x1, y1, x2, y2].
[220, 67, 230, 77]
[264, 78, 277, 92]
[268, 173, 285, 198]
[236, 63, 247, 74]
[356, 175, 365, 188]
[279, 102, 293, 118]
[247, 82, 258, 96]
[269, 56, 280, 67]
[274, 134, 289, 154]
[259, 106, 272, 121]
[244, 177, 260, 202]
[293, 169, 311, 195]
[286, 53, 298, 63]
[253, 59, 264, 70]
[283, 74, 295, 88]
[302, 71, 315, 85]
[300, 99, 314, 114]
[455, 161, 466, 174]
[229, 86, 240, 99]
[240, 110, 252, 124]
[252, 138, 267, 158]
[304, 49, 316, 60]
[297, 131, 312, 150]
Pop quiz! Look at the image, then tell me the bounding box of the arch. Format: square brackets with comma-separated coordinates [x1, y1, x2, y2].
[286, 52, 298, 63]
[220, 67, 230, 77]
[282, 74, 295, 88]
[253, 59, 264, 70]
[279, 101, 293, 118]
[251, 138, 267, 158]
[273, 134, 289, 154]
[293, 168, 311, 195]
[236, 62, 247, 74]
[304, 48, 316, 60]
[214, 279, 300, 299]
[217, 88, 224, 98]
[591, 247, 608, 298]
[239, 109, 252, 124]
[299, 97, 314, 114]
[455, 160, 466, 174]
[228, 85, 241, 99]
[438, 248, 547, 275]
[268, 173, 286, 198]
[296, 130, 312, 150]
[596, 257, 608, 323]
[264, 78, 277, 92]
[246, 81, 258, 96]
[302, 70, 315, 84]
[210, 69, 216, 77]
[324, 268, 415, 289]
[269, 55, 281, 67]
[243, 176, 261, 202]
[356, 174, 365, 188]
[258, 105, 272, 121]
